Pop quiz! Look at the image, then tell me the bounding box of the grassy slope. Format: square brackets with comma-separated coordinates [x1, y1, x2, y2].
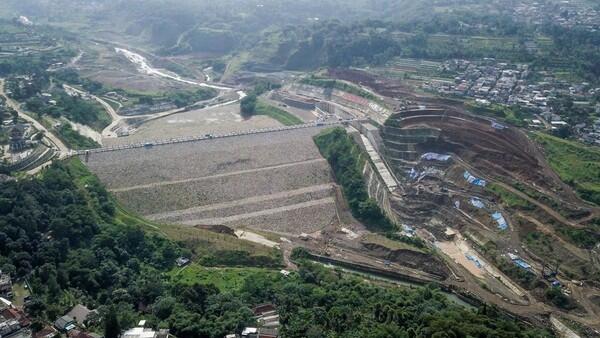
[487, 183, 533, 210]
[255, 100, 303, 126]
[56, 124, 100, 150]
[168, 263, 277, 291]
[533, 132, 600, 205]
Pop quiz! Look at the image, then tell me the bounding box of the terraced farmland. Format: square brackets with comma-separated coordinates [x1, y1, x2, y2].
[85, 127, 339, 235]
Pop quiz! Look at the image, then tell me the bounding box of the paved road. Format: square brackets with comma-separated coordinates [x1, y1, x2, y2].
[0, 78, 70, 158]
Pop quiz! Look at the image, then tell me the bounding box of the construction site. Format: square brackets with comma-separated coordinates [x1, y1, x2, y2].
[78, 58, 600, 335]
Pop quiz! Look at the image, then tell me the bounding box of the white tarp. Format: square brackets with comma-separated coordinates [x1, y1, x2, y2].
[421, 152, 451, 162]
[470, 198, 485, 209]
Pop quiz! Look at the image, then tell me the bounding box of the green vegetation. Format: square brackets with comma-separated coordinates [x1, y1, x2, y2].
[11, 283, 30, 308]
[240, 95, 302, 126]
[301, 76, 379, 102]
[169, 264, 277, 291]
[465, 101, 532, 127]
[314, 128, 394, 231]
[25, 91, 111, 131]
[240, 94, 257, 117]
[104, 310, 121, 338]
[533, 132, 600, 205]
[545, 287, 578, 310]
[521, 226, 597, 280]
[56, 123, 99, 150]
[53, 69, 104, 94]
[274, 260, 552, 337]
[487, 183, 534, 210]
[497, 258, 540, 291]
[487, 181, 600, 249]
[477, 241, 542, 291]
[168, 88, 217, 108]
[510, 181, 589, 219]
[254, 100, 303, 126]
[557, 225, 600, 250]
[0, 46, 75, 79]
[0, 158, 554, 337]
[165, 27, 237, 55]
[384, 232, 427, 250]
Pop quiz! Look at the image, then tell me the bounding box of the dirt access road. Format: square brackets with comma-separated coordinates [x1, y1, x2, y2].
[63, 84, 121, 139]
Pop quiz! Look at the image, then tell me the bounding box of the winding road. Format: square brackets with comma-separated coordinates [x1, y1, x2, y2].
[63, 84, 121, 139]
[0, 78, 70, 158]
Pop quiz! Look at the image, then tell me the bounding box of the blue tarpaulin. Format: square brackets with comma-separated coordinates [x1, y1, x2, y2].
[492, 212, 508, 230]
[514, 259, 531, 270]
[466, 254, 483, 268]
[508, 253, 531, 270]
[470, 198, 485, 209]
[464, 171, 487, 187]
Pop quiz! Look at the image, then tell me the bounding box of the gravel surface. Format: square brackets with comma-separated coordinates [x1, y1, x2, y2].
[113, 159, 333, 215]
[87, 126, 339, 235]
[87, 127, 327, 188]
[224, 199, 337, 235]
[148, 184, 334, 223]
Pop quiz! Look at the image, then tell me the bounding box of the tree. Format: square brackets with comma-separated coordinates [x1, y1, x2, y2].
[240, 94, 257, 117]
[104, 308, 121, 338]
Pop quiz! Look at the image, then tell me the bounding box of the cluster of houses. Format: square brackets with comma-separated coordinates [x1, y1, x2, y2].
[424, 59, 600, 135]
[576, 117, 600, 146]
[0, 270, 12, 299]
[0, 269, 176, 338]
[1, 101, 36, 156]
[53, 310, 172, 338]
[0, 305, 31, 338]
[513, 0, 600, 32]
[0, 284, 31, 338]
[424, 59, 531, 105]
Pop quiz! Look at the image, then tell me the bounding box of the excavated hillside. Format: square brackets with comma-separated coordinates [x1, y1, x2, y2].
[383, 108, 571, 198]
[373, 107, 600, 327]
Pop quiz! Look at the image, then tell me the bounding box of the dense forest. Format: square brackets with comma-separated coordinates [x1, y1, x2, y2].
[0, 159, 555, 337]
[314, 128, 394, 232]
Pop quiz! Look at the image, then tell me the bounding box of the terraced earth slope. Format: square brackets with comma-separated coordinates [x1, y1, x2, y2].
[85, 127, 339, 235]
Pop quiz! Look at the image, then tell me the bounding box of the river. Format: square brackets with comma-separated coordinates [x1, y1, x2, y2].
[115, 48, 232, 91]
